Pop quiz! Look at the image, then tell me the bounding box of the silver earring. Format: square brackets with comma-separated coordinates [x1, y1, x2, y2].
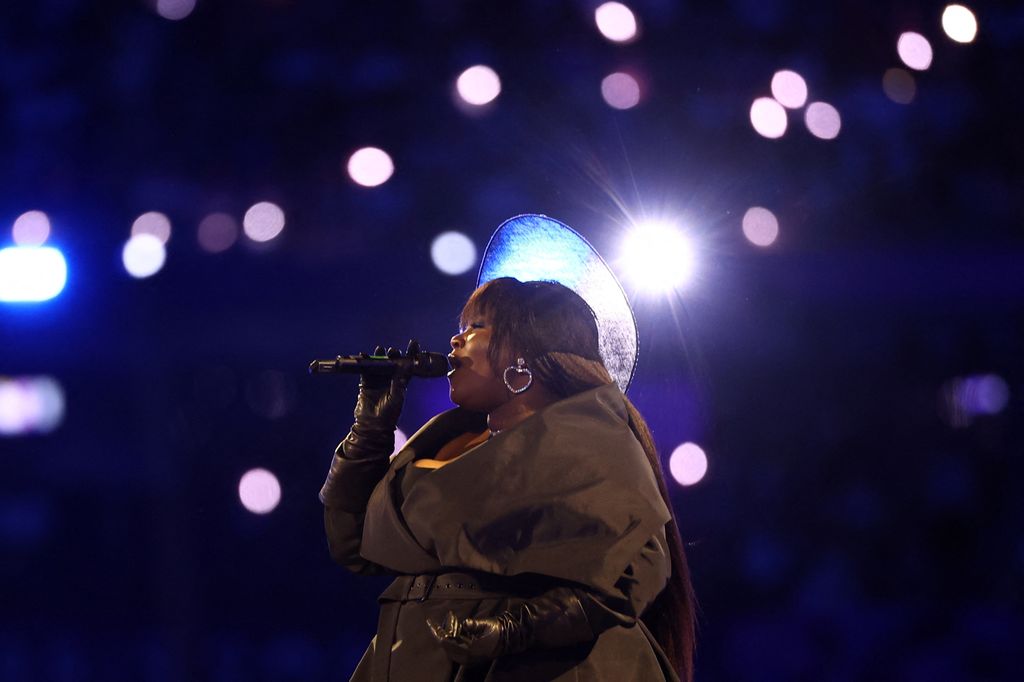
[503, 357, 533, 394]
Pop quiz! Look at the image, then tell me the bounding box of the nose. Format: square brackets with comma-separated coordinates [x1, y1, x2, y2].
[450, 332, 464, 349]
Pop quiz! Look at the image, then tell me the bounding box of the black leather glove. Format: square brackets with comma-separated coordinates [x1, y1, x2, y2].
[338, 339, 418, 460]
[426, 587, 595, 666]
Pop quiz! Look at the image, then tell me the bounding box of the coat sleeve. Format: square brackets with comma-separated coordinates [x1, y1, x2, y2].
[319, 441, 392, 576]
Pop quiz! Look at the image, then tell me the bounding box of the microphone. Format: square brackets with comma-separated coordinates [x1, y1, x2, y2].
[308, 351, 449, 378]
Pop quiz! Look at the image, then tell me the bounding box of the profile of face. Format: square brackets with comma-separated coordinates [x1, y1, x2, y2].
[447, 316, 509, 413]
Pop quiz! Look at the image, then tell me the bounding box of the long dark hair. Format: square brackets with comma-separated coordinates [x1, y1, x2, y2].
[461, 277, 697, 681]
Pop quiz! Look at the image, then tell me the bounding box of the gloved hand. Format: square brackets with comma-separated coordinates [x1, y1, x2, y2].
[339, 339, 419, 460]
[426, 588, 595, 666]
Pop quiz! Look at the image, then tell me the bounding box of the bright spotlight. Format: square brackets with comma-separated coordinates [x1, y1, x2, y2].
[669, 442, 708, 486]
[12, 211, 51, 246]
[242, 202, 285, 243]
[131, 211, 172, 244]
[601, 72, 641, 110]
[238, 468, 282, 514]
[770, 70, 808, 109]
[897, 32, 934, 71]
[122, 234, 166, 279]
[620, 221, 696, 291]
[430, 231, 477, 275]
[0, 246, 68, 302]
[804, 101, 841, 140]
[750, 97, 787, 139]
[456, 65, 502, 106]
[594, 2, 638, 43]
[942, 4, 978, 43]
[347, 147, 395, 187]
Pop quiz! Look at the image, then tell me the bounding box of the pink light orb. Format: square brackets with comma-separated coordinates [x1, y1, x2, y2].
[897, 32, 934, 71]
[804, 101, 841, 140]
[750, 97, 788, 139]
[243, 202, 285, 243]
[594, 2, 638, 43]
[154, 0, 196, 21]
[883, 68, 917, 104]
[347, 147, 395, 188]
[131, 211, 172, 244]
[942, 5, 978, 43]
[601, 72, 641, 110]
[669, 442, 708, 487]
[456, 65, 502, 106]
[770, 70, 808, 109]
[197, 212, 239, 253]
[12, 211, 51, 246]
[742, 207, 779, 247]
[238, 468, 282, 514]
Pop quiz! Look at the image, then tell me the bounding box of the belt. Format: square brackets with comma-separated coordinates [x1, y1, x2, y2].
[372, 571, 512, 682]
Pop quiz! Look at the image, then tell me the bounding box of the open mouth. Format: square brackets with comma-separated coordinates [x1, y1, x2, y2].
[447, 355, 462, 375]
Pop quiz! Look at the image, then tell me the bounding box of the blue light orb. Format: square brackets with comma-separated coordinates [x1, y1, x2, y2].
[0, 246, 68, 303]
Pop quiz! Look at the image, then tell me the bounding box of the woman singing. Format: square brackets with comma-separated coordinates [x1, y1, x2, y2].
[320, 277, 696, 681]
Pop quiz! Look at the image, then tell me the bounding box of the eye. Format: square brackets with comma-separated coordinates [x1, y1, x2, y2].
[459, 322, 485, 334]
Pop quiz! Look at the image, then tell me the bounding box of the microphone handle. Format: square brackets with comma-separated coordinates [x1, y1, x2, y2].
[308, 352, 449, 377]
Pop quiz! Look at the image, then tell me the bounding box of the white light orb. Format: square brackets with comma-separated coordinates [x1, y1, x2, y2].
[601, 72, 641, 110]
[155, 0, 196, 21]
[897, 32, 934, 71]
[430, 231, 477, 276]
[750, 97, 788, 139]
[742, 207, 779, 247]
[243, 202, 285, 243]
[882, 68, 917, 104]
[238, 468, 282, 514]
[620, 221, 696, 291]
[0, 376, 66, 436]
[595, 2, 638, 43]
[770, 70, 808, 109]
[805, 101, 841, 140]
[12, 211, 51, 246]
[942, 4, 978, 43]
[669, 442, 708, 486]
[122, 233, 167, 279]
[347, 147, 395, 188]
[131, 211, 172, 245]
[456, 65, 502, 106]
[197, 212, 239, 253]
[0, 246, 69, 302]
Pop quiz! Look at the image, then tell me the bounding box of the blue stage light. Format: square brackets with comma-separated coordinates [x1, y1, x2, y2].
[0, 246, 68, 303]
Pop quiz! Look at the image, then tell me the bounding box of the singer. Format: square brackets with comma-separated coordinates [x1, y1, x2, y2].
[319, 277, 696, 682]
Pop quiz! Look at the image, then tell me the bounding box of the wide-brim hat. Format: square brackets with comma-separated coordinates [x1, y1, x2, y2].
[477, 214, 638, 393]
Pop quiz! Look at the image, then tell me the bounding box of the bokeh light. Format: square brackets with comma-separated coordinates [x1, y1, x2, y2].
[243, 202, 285, 243]
[347, 147, 395, 188]
[0, 376, 65, 436]
[430, 231, 477, 276]
[594, 2, 638, 43]
[805, 101, 841, 140]
[197, 212, 239, 253]
[669, 442, 708, 486]
[620, 221, 696, 291]
[742, 207, 779, 247]
[238, 468, 282, 515]
[131, 211, 172, 245]
[770, 70, 808, 109]
[154, 0, 196, 21]
[12, 211, 51, 246]
[883, 68, 917, 104]
[897, 32, 934, 71]
[455, 65, 501, 106]
[750, 97, 788, 139]
[0, 246, 68, 302]
[122, 233, 166, 278]
[942, 4, 978, 43]
[942, 373, 1010, 427]
[601, 72, 641, 110]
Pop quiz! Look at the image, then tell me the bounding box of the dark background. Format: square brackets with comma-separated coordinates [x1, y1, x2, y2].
[2, 1, 1021, 680]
